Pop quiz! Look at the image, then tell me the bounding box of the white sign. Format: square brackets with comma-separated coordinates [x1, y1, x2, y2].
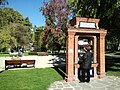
[79, 22, 96, 29]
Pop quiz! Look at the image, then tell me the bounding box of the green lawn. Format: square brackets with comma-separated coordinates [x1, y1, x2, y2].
[0, 53, 9, 57]
[0, 52, 37, 57]
[106, 51, 120, 55]
[0, 52, 120, 90]
[0, 68, 63, 90]
[106, 56, 120, 76]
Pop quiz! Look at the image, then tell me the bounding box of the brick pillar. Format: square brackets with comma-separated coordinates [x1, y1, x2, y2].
[74, 35, 79, 81]
[98, 33, 106, 78]
[66, 31, 75, 82]
[93, 36, 97, 63]
[93, 36, 98, 79]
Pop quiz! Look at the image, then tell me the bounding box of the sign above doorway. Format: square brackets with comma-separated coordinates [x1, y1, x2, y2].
[78, 22, 96, 29]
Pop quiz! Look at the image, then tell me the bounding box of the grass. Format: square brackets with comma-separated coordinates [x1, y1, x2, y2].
[0, 68, 63, 90]
[114, 52, 120, 55]
[0, 52, 38, 57]
[0, 53, 9, 57]
[105, 51, 120, 76]
[106, 56, 120, 76]
[0, 51, 120, 90]
[106, 51, 120, 55]
[22, 52, 29, 56]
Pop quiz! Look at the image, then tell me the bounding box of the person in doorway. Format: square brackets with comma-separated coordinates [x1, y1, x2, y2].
[81, 45, 92, 83]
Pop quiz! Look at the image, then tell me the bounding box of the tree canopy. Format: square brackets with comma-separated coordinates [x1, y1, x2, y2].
[40, 0, 71, 34]
[0, 8, 32, 28]
[40, 0, 70, 53]
[0, 7, 32, 52]
[66, 0, 120, 51]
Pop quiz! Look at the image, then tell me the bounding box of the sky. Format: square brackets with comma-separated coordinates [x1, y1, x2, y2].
[7, 0, 49, 27]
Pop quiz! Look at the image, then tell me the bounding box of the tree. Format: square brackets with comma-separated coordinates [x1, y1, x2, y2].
[0, 25, 17, 52]
[68, 0, 120, 51]
[40, 0, 71, 53]
[9, 23, 31, 49]
[23, 17, 32, 27]
[40, 0, 71, 33]
[31, 26, 45, 52]
[34, 27, 42, 51]
[0, 8, 32, 28]
[0, 7, 32, 52]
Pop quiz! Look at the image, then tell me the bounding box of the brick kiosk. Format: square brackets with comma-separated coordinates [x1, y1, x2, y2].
[65, 17, 107, 82]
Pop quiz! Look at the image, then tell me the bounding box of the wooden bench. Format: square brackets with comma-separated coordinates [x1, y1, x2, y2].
[5, 60, 35, 70]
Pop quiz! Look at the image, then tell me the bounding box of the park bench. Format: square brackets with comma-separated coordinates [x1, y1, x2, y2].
[5, 60, 35, 70]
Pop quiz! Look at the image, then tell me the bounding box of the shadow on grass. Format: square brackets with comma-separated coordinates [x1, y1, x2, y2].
[115, 52, 120, 55]
[0, 70, 4, 73]
[53, 55, 120, 78]
[52, 66, 66, 79]
[105, 56, 120, 74]
[49, 53, 66, 79]
[52, 54, 120, 79]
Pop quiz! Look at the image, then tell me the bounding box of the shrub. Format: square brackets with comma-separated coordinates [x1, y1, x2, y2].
[28, 52, 38, 55]
[0, 52, 9, 54]
[37, 52, 49, 56]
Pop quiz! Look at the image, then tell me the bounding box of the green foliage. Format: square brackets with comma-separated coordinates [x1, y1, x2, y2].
[32, 26, 45, 52]
[40, 0, 71, 53]
[0, 25, 17, 51]
[0, 52, 9, 57]
[0, 8, 32, 28]
[42, 31, 66, 53]
[0, 23, 31, 52]
[34, 29, 41, 51]
[45, 34, 62, 53]
[37, 52, 49, 56]
[68, 0, 120, 51]
[106, 56, 120, 76]
[0, 68, 63, 90]
[28, 52, 38, 55]
[40, 0, 71, 33]
[0, 7, 32, 52]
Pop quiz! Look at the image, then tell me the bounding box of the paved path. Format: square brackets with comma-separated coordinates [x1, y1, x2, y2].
[48, 76, 120, 90]
[0, 55, 66, 71]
